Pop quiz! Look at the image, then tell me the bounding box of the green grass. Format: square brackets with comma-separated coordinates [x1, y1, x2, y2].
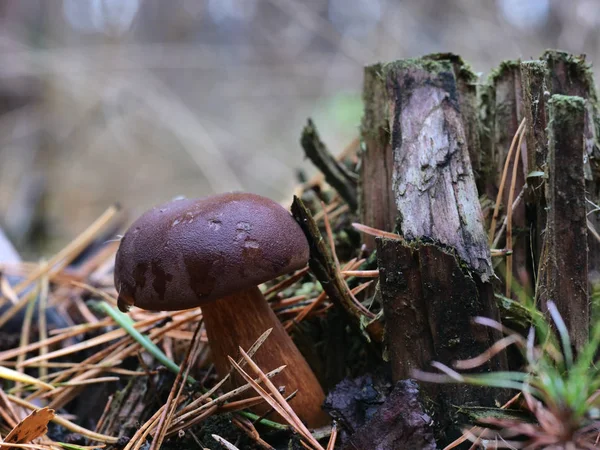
[413, 297, 600, 447]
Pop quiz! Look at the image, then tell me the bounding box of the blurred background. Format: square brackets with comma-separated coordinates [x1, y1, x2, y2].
[0, 0, 597, 257]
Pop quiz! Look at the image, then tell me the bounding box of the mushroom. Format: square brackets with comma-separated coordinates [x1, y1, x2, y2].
[114, 192, 328, 427]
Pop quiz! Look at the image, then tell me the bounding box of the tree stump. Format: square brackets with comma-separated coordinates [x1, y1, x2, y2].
[361, 56, 508, 440]
[359, 51, 600, 442]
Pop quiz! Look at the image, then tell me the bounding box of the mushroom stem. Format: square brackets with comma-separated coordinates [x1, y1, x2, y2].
[200, 286, 329, 428]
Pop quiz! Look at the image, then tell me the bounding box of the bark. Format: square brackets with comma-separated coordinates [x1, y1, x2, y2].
[360, 57, 493, 274]
[377, 238, 506, 437]
[359, 64, 398, 250]
[360, 56, 491, 268]
[478, 82, 497, 203]
[424, 54, 483, 189]
[384, 59, 492, 279]
[377, 239, 504, 384]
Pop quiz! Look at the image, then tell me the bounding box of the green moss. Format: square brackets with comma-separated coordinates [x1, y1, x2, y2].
[375, 54, 479, 94]
[487, 60, 521, 94]
[423, 52, 479, 83]
[458, 405, 529, 422]
[363, 63, 384, 88]
[487, 59, 521, 85]
[542, 50, 597, 102]
[549, 93, 585, 106]
[548, 94, 585, 119]
[520, 60, 548, 106]
[380, 57, 454, 78]
[496, 293, 538, 330]
[361, 63, 389, 142]
[541, 49, 590, 74]
[521, 59, 548, 79]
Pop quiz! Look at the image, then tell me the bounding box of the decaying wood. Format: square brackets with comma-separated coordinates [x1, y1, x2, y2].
[377, 237, 506, 381]
[388, 59, 492, 279]
[361, 57, 507, 439]
[519, 52, 598, 344]
[540, 95, 589, 350]
[543, 51, 595, 99]
[360, 57, 493, 275]
[96, 375, 161, 445]
[375, 239, 433, 379]
[424, 54, 483, 188]
[301, 119, 358, 210]
[543, 52, 600, 295]
[343, 380, 436, 450]
[520, 60, 549, 265]
[360, 57, 492, 269]
[291, 196, 383, 343]
[360, 64, 398, 250]
[486, 61, 530, 294]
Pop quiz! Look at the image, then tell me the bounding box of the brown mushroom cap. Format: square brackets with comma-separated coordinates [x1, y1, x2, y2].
[114, 193, 309, 311]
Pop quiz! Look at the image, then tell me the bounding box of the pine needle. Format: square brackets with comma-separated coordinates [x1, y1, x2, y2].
[505, 122, 527, 298]
[232, 347, 324, 450]
[489, 118, 526, 246]
[0, 205, 119, 329]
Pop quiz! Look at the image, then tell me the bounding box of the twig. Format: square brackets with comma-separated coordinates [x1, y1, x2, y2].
[312, 200, 341, 222]
[232, 416, 275, 450]
[292, 197, 382, 341]
[301, 119, 358, 210]
[341, 270, 379, 278]
[321, 201, 340, 270]
[16, 288, 38, 392]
